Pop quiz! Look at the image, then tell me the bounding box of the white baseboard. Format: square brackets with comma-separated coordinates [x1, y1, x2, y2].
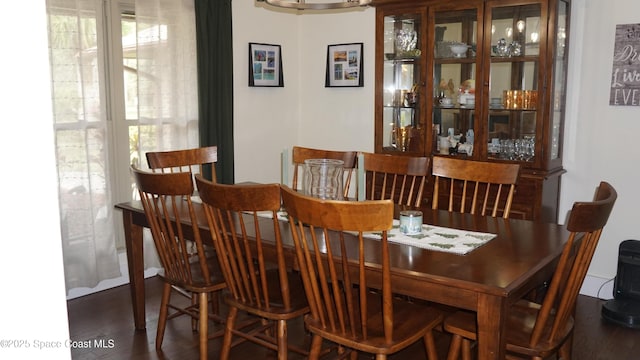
[66, 252, 159, 300]
[580, 274, 616, 300]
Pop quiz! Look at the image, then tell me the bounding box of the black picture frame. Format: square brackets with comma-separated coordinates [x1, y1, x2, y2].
[249, 42, 284, 87]
[325, 43, 364, 87]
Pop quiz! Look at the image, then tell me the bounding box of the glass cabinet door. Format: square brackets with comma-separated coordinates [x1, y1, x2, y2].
[381, 12, 424, 153]
[430, 7, 481, 157]
[374, 0, 567, 221]
[486, 3, 543, 163]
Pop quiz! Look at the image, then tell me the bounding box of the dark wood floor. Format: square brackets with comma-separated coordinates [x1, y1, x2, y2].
[67, 276, 639, 359]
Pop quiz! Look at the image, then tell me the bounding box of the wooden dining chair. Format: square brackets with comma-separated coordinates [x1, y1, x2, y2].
[444, 181, 617, 360]
[131, 166, 227, 360]
[146, 146, 223, 328]
[291, 146, 357, 199]
[195, 177, 310, 360]
[280, 185, 443, 360]
[146, 145, 218, 182]
[361, 151, 430, 207]
[431, 156, 521, 218]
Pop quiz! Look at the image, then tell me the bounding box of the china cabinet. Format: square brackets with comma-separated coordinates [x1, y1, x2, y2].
[373, 0, 569, 222]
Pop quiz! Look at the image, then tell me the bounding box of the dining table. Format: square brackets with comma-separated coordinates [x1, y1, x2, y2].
[115, 198, 568, 359]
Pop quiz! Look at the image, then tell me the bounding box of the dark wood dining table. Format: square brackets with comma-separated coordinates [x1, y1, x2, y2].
[115, 199, 568, 359]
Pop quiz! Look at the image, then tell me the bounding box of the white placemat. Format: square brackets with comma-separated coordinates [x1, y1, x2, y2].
[362, 220, 496, 255]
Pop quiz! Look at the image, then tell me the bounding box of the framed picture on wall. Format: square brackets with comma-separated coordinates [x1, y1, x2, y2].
[325, 43, 364, 87]
[249, 42, 284, 87]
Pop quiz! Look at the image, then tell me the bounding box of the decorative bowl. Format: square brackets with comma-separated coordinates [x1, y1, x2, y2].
[449, 44, 469, 58]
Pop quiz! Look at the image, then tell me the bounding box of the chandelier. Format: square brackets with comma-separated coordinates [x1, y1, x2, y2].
[257, 0, 372, 11]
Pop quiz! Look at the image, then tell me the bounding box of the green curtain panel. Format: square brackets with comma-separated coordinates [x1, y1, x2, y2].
[195, 0, 234, 184]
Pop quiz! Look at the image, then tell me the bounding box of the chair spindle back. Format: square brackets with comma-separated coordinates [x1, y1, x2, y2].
[431, 156, 520, 218]
[291, 146, 357, 199]
[361, 152, 430, 207]
[196, 179, 292, 311]
[132, 166, 214, 288]
[281, 186, 395, 342]
[146, 145, 218, 182]
[530, 181, 617, 346]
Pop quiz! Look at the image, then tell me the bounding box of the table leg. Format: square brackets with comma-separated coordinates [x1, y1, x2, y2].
[476, 294, 507, 359]
[122, 209, 146, 330]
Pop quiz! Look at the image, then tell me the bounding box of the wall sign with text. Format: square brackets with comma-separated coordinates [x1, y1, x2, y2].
[610, 24, 640, 106]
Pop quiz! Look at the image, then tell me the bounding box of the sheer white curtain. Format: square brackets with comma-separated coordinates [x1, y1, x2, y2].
[47, 0, 198, 293]
[133, 0, 199, 270]
[135, 0, 199, 157]
[47, 0, 121, 291]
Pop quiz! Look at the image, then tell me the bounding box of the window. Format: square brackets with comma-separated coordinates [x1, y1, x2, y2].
[48, 0, 199, 294]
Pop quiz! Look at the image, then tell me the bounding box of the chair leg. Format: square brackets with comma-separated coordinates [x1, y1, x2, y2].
[262, 317, 273, 337]
[337, 345, 357, 359]
[198, 292, 208, 360]
[447, 334, 462, 360]
[219, 307, 238, 360]
[155, 283, 172, 350]
[349, 350, 358, 360]
[424, 331, 438, 360]
[308, 334, 323, 360]
[212, 291, 220, 318]
[375, 354, 387, 360]
[559, 337, 573, 359]
[276, 319, 288, 360]
[191, 293, 198, 331]
[461, 339, 472, 360]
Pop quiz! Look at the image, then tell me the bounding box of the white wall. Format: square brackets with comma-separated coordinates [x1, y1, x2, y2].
[233, 2, 374, 184]
[233, 2, 300, 184]
[558, 0, 640, 297]
[296, 10, 375, 151]
[0, 2, 71, 359]
[236, 0, 640, 299]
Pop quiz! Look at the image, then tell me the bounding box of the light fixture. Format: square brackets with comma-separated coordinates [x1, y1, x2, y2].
[530, 32, 539, 43]
[257, 0, 371, 11]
